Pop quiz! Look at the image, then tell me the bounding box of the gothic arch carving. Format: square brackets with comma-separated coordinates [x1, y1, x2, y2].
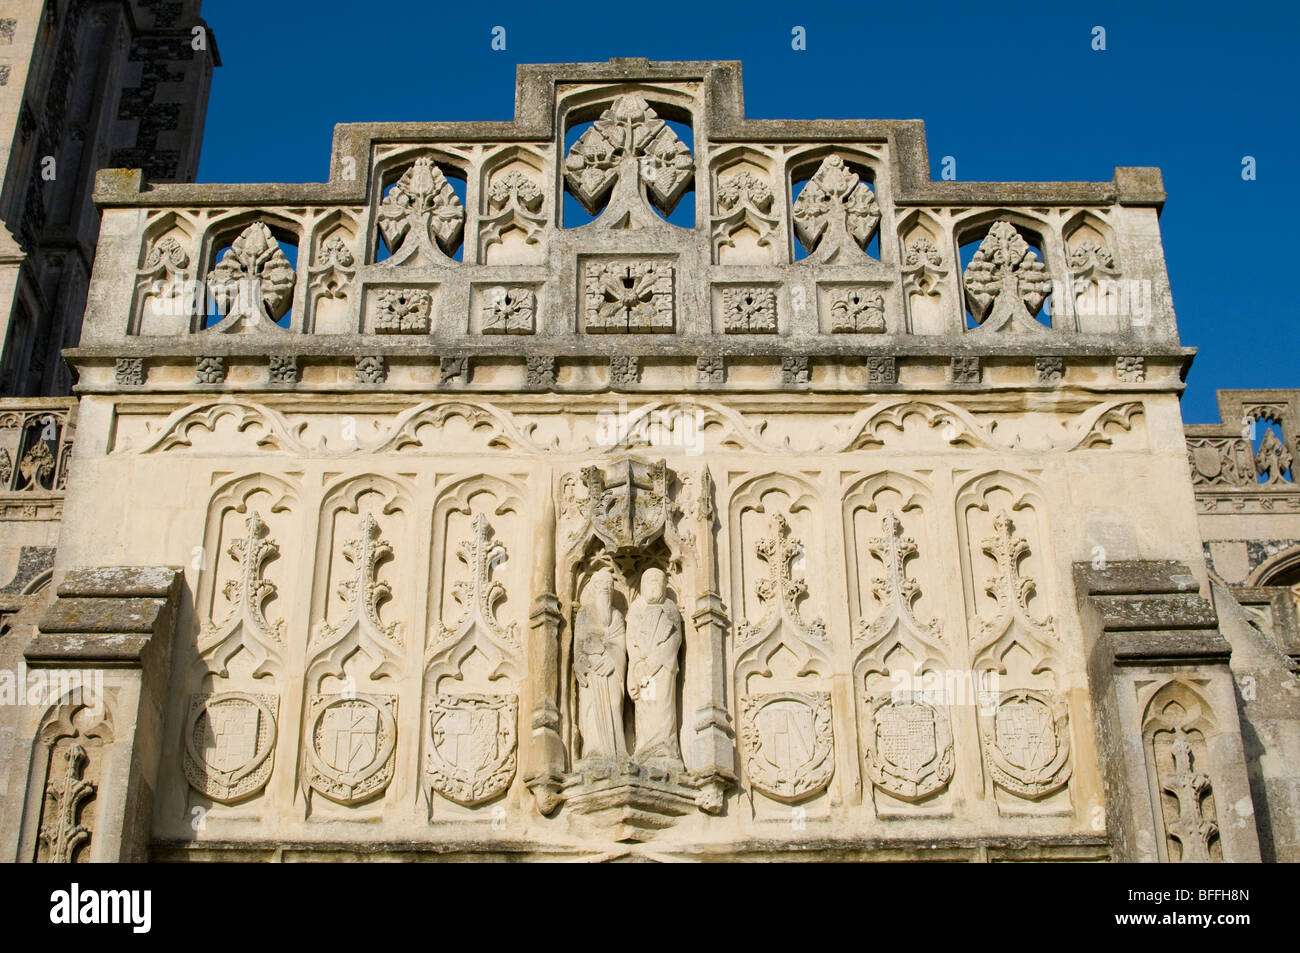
[27, 692, 116, 863]
[478, 144, 549, 264]
[1140, 680, 1223, 862]
[307, 473, 415, 683]
[191, 472, 301, 686]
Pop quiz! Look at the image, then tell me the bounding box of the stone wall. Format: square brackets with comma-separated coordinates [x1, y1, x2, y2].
[1, 59, 1294, 862]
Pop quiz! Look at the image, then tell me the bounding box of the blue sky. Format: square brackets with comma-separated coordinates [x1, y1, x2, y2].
[196, 0, 1295, 423]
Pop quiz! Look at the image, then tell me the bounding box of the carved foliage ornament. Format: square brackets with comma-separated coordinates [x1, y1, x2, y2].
[973, 510, 1055, 658]
[208, 222, 297, 327]
[563, 95, 694, 216]
[963, 221, 1052, 332]
[482, 169, 546, 251]
[792, 155, 880, 262]
[201, 511, 286, 677]
[1255, 429, 1294, 484]
[304, 693, 398, 805]
[426, 693, 518, 806]
[183, 692, 278, 804]
[311, 514, 403, 679]
[737, 512, 827, 650]
[378, 156, 466, 260]
[38, 743, 95, 863]
[435, 514, 519, 651]
[739, 691, 834, 803]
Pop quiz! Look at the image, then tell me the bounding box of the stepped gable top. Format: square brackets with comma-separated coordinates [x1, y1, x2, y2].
[93, 59, 1164, 208]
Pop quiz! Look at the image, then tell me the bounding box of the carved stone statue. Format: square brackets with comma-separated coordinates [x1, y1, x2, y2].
[573, 569, 627, 762]
[626, 568, 683, 767]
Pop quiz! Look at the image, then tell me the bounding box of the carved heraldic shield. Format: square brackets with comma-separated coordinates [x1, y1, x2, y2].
[305, 694, 398, 805]
[426, 694, 518, 806]
[739, 692, 834, 803]
[982, 689, 1072, 799]
[866, 698, 954, 801]
[183, 692, 278, 804]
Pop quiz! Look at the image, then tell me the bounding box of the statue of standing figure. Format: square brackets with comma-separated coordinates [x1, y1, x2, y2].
[626, 568, 683, 768]
[573, 569, 627, 763]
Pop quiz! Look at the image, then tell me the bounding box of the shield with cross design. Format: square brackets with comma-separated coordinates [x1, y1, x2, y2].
[304, 693, 398, 805]
[425, 694, 518, 806]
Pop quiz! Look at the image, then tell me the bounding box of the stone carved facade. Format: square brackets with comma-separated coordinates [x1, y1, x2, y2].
[0, 59, 1295, 863]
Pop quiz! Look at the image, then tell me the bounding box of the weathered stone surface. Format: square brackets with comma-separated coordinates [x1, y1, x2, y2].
[0, 57, 1292, 866]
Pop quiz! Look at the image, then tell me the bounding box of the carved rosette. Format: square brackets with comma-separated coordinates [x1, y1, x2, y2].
[829, 287, 886, 333]
[183, 692, 279, 804]
[864, 697, 954, 801]
[739, 691, 834, 803]
[583, 260, 674, 333]
[482, 286, 536, 334]
[374, 288, 431, 334]
[304, 693, 398, 805]
[979, 689, 1072, 799]
[425, 693, 518, 806]
[722, 287, 777, 333]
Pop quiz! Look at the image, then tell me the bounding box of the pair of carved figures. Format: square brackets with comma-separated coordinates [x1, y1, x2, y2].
[573, 568, 683, 768]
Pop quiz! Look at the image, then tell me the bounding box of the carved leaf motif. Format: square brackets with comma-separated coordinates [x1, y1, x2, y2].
[792, 155, 880, 262]
[377, 156, 466, 258]
[962, 221, 1052, 329]
[208, 222, 297, 324]
[563, 95, 693, 215]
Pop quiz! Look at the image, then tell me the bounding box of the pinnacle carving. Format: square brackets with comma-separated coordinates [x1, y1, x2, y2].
[201, 510, 286, 677]
[738, 512, 826, 648]
[856, 510, 944, 651]
[311, 514, 403, 676]
[436, 514, 518, 648]
[973, 510, 1055, 654]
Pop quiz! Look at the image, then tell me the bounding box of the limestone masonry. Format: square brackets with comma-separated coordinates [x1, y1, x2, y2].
[0, 54, 1296, 862]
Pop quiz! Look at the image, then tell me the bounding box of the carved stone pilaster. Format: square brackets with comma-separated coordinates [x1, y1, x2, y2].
[524, 476, 564, 814]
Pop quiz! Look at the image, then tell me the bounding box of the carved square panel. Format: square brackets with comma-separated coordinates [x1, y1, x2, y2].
[361, 284, 440, 335]
[580, 257, 676, 334]
[815, 281, 898, 335]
